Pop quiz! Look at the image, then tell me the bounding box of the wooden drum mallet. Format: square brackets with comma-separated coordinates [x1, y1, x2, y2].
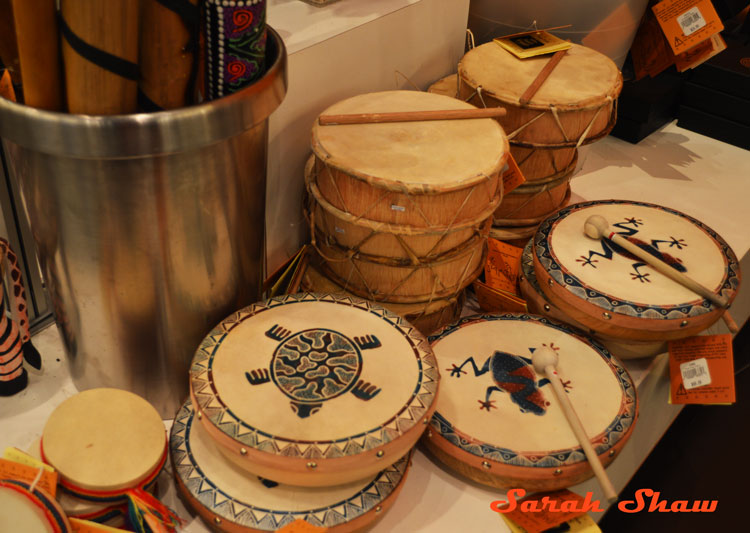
[584, 215, 739, 334]
[531, 346, 618, 503]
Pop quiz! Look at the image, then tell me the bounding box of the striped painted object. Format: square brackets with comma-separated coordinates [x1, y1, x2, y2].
[0, 238, 41, 396]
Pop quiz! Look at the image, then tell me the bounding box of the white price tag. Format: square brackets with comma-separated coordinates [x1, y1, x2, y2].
[678, 7, 707, 36]
[390, 204, 405, 212]
[680, 358, 711, 390]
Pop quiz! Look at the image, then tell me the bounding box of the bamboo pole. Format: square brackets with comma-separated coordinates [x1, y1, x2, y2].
[60, 0, 139, 115]
[139, 0, 198, 110]
[10, 0, 63, 110]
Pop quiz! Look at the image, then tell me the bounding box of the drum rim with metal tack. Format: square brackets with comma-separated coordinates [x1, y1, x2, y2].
[314, 235, 487, 304]
[533, 200, 741, 340]
[189, 293, 439, 486]
[422, 313, 638, 491]
[171, 400, 413, 533]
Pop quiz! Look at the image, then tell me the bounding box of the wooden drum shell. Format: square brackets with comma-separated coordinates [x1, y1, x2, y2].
[457, 43, 621, 147]
[311, 156, 503, 229]
[493, 154, 576, 224]
[300, 261, 464, 336]
[306, 157, 495, 261]
[315, 231, 486, 304]
[311, 91, 508, 229]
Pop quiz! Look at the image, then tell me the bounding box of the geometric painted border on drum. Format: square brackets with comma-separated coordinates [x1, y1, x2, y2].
[427, 314, 637, 470]
[534, 200, 741, 320]
[171, 401, 410, 530]
[190, 292, 439, 459]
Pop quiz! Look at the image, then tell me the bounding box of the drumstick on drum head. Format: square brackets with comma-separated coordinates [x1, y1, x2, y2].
[584, 215, 739, 334]
[531, 346, 618, 503]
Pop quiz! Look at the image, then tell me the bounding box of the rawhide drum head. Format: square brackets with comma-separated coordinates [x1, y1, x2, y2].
[533, 200, 740, 341]
[41, 388, 167, 503]
[189, 293, 439, 486]
[172, 400, 412, 532]
[423, 313, 637, 492]
[0, 480, 71, 533]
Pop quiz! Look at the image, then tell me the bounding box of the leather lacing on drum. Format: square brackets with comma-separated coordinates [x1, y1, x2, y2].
[492, 154, 577, 225]
[306, 167, 499, 266]
[314, 156, 500, 231]
[313, 237, 485, 305]
[306, 165, 486, 303]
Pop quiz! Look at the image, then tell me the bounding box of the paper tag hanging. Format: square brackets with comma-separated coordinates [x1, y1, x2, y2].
[668, 334, 735, 404]
[494, 31, 571, 59]
[652, 0, 723, 56]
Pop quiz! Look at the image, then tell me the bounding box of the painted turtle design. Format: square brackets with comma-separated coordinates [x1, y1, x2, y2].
[245, 324, 383, 418]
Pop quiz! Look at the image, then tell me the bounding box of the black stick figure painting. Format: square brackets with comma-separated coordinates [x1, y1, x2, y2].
[576, 217, 687, 283]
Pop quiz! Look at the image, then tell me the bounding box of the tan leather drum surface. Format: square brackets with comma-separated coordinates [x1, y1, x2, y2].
[459, 43, 621, 110]
[312, 90, 507, 191]
[42, 388, 166, 492]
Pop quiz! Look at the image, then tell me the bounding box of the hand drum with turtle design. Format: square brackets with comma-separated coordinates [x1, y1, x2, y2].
[189, 293, 439, 486]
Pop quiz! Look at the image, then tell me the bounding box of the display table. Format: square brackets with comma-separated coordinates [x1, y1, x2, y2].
[1, 121, 747, 531]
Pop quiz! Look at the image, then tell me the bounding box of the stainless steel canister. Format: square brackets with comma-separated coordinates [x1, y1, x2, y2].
[0, 29, 287, 417]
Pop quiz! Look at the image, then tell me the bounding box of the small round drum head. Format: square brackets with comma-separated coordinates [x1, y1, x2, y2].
[172, 401, 412, 532]
[0, 480, 71, 533]
[533, 200, 740, 339]
[41, 388, 167, 501]
[189, 293, 438, 486]
[424, 314, 637, 492]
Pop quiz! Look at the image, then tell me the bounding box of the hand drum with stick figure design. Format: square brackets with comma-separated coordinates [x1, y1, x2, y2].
[533, 200, 740, 343]
[423, 314, 637, 492]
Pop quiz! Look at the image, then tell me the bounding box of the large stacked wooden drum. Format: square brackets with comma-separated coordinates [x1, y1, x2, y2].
[430, 42, 623, 246]
[305, 90, 508, 333]
[176, 293, 439, 531]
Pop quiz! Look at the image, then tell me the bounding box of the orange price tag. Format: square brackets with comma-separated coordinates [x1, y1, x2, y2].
[674, 32, 726, 71]
[502, 152, 526, 195]
[0, 457, 57, 497]
[499, 490, 591, 533]
[484, 238, 524, 294]
[652, 0, 723, 56]
[474, 280, 528, 314]
[277, 519, 328, 533]
[0, 70, 16, 102]
[669, 334, 735, 404]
